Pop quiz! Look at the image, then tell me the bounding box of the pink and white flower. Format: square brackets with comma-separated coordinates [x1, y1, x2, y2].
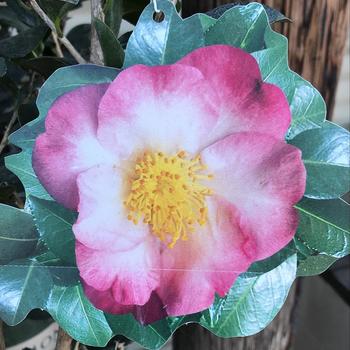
[33, 45, 306, 323]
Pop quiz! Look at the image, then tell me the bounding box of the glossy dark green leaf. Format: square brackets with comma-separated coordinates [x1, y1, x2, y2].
[0, 6, 30, 31]
[35, 251, 79, 286]
[104, 0, 123, 36]
[248, 242, 296, 273]
[28, 196, 77, 265]
[94, 18, 125, 68]
[5, 149, 51, 200]
[6, 0, 42, 28]
[295, 198, 350, 258]
[296, 253, 337, 277]
[0, 57, 7, 77]
[66, 24, 91, 61]
[206, 3, 290, 24]
[0, 25, 47, 58]
[0, 258, 53, 325]
[37, 0, 76, 23]
[205, 3, 266, 52]
[290, 122, 350, 198]
[106, 315, 171, 349]
[106, 312, 200, 349]
[124, 0, 215, 67]
[200, 255, 297, 337]
[0, 204, 38, 265]
[47, 285, 113, 347]
[18, 56, 70, 78]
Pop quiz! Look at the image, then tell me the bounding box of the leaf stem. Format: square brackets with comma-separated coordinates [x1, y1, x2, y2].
[29, 0, 86, 64]
[0, 109, 18, 155]
[52, 32, 64, 58]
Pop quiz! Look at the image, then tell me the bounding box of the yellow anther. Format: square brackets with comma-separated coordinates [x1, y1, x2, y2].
[124, 150, 213, 247]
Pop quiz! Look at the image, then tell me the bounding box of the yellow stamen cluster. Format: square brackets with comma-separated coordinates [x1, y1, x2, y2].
[124, 150, 213, 248]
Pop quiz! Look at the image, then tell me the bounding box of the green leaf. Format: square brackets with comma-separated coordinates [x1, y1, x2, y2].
[17, 56, 70, 78]
[28, 196, 77, 265]
[296, 254, 337, 277]
[93, 18, 125, 68]
[205, 3, 266, 52]
[0, 6, 30, 31]
[106, 313, 201, 350]
[103, 0, 123, 36]
[37, 0, 76, 23]
[0, 57, 7, 77]
[0, 204, 38, 265]
[200, 255, 297, 337]
[6, 0, 42, 28]
[5, 149, 51, 200]
[289, 122, 350, 198]
[107, 315, 171, 349]
[124, 0, 215, 67]
[295, 198, 350, 258]
[0, 258, 53, 325]
[0, 25, 47, 58]
[35, 251, 79, 286]
[206, 3, 290, 24]
[248, 242, 296, 273]
[47, 285, 113, 347]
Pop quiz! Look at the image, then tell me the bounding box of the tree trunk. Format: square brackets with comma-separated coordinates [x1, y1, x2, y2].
[174, 1, 349, 349]
[183, 0, 349, 118]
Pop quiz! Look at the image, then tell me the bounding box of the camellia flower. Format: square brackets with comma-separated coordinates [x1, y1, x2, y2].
[33, 45, 306, 324]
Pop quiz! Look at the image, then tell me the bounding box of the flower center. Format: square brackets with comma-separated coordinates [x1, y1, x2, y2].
[124, 150, 213, 248]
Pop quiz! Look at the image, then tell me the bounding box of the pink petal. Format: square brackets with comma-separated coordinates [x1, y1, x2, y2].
[97, 64, 219, 157]
[33, 84, 113, 209]
[156, 196, 255, 316]
[178, 45, 291, 141]
[74, 164, 148, 251]
[200, 132, 306, 260]
[83, 283, 167, 324]
[76, 238, 160, 306]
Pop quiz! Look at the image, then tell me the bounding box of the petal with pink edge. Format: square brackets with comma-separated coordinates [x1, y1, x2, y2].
[83, 283, 167, 324]
[97, 64, 219, 158]
[157, 196, 255, 316]
[32, 84, 113, 210]
[74, 165, 148, 251]
[178, 45, 291, 141]
[76, 238, 160, 306]
[200, 132, 306, 260]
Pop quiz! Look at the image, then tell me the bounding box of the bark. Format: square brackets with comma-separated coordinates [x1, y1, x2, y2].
[183, 0, 349, 118]
[90, 0, 104, 64]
